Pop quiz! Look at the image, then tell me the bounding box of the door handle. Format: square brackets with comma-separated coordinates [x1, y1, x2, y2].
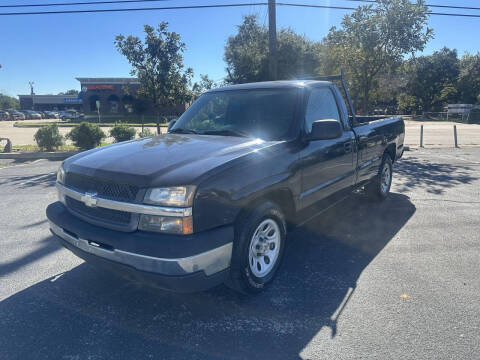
[344, 142, 352, 153]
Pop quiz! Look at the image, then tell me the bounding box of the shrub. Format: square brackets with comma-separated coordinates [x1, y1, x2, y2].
[34, 124, 64, 151]
[110, 123, 136, 142]
[138, 128, 153, 138]
[67, 122, 105, 150]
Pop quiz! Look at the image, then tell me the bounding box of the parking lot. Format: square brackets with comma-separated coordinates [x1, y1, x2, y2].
[0, 120, 162, 146]
[403, 120, 480, 147]
[1, 118, 480, 149]
[0, 148, 479, 359]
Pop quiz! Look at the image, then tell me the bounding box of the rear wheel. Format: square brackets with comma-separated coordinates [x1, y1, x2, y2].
[366, 154, 393, 201]
[227, 201, 286, 294]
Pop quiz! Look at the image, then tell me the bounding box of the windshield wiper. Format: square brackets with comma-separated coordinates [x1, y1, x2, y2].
[169, 128, 199, 134]
[201, 129, 250, 138]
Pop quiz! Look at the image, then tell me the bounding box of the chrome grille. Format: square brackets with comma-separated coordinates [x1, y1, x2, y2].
[66, 197, 132, 225]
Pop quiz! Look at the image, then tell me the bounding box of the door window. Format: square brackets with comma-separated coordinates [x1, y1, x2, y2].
[305, 88, 341, 132]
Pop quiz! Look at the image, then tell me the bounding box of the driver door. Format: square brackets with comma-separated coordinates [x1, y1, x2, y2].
[300, 86, 355, 209]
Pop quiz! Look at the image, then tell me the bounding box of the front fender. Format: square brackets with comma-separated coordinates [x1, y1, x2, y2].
[193, 142, 301, 233]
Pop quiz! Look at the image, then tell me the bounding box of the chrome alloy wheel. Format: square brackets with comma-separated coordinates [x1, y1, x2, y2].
[248, 219, 281, 278]
[381, 162, 392, 194]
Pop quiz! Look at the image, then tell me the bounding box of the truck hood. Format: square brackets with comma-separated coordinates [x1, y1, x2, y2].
[66, 134, 279, 187]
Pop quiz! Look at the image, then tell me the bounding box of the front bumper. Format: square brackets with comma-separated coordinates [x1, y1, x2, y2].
[46, 202, 233, 292]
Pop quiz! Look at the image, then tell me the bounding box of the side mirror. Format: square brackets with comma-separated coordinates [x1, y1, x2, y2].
[167, 119, 177, 131]
[308, 119, 343, 141]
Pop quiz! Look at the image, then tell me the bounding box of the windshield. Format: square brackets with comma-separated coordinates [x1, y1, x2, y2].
[172, 88, 299, 141]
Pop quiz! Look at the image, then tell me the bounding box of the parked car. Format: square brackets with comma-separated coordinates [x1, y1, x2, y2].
[26, 110, 43, 119]
[47, 74, 405, 294]
[18, 110, 30, 119]
[9, 110, 25, 120]
[19, 110, 38, 119]
[44, 111, 59, 119]
[0, 110, 10, 121]
[61, 110, 84, 121]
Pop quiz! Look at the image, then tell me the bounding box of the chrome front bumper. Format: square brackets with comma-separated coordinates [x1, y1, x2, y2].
[49, 221, 233, 276]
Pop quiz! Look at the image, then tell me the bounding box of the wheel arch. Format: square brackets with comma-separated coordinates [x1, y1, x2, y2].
[234, 188, 296, 230]
[385, 143, 396, 163]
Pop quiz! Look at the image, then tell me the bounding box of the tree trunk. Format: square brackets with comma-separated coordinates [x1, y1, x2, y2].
[156, 112, 160, 135]
[362, 89, 369, 116]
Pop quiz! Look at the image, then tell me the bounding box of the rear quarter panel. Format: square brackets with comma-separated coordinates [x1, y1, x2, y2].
[354, 116, 405, 183]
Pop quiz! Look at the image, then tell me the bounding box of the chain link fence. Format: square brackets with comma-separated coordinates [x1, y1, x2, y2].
[413, 111, 480, 124]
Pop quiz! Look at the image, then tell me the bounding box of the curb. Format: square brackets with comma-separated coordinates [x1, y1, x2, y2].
[0, 151, 79, 160]
[13, 122, 169, 128]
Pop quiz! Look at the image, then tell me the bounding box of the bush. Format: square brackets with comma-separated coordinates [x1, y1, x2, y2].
[138, 128, 153, 138]
[67, 122, 105, 150]
[110, 123, 136, 142]
[34, 124, 64, 151]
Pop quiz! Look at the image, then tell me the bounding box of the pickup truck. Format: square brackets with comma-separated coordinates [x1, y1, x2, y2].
[46, 73, 404, 294]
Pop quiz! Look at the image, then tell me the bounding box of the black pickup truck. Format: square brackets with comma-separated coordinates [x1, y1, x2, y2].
[47, 73, 404, 294]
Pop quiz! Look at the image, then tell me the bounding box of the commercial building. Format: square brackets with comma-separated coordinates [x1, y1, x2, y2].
[19, 77, 186, 115]
[18, 94, 82, 111]
[77, 77, 140, 114]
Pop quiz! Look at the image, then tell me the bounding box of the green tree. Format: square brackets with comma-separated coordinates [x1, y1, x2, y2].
[323, 0, 432, 113]
[0, 94, 19, 110]
[397, 93, 419, 114]
[192, 74, 217, 99]
[115, 22, 193, 132]
[58, 89, 79, 96]
[370, 69, 406, 113]
[402, 47, 459, 111]
[458, 53, 480, 104]
[224, 15, 324, 83]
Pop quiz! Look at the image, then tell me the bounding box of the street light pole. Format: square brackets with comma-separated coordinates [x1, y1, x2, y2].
[268, 0, 277, 81]
[29, 81, 35, 110]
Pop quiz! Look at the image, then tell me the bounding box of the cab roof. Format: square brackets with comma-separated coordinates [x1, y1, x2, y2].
[208, 80, 332, 92]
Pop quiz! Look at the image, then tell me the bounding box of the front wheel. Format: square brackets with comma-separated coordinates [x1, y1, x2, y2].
[227, 201, 286, 294]
[366, 154, 393, 201]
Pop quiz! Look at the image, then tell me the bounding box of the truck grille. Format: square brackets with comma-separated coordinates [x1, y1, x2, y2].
[66, 197, 132, 225]
[65, 172, 139, 202]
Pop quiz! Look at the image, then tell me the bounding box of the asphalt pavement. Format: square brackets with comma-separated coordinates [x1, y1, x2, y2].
[0, 149, 479, 359]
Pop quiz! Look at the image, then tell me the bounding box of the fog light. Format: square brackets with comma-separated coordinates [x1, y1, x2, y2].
[139, 215, 193, 234]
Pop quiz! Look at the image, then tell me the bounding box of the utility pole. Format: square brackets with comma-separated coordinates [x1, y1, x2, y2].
[29, 81, 35, 110]
[268, 0, 277, 81]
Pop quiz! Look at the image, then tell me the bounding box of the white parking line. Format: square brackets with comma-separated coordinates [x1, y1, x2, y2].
[0, 159, 44, 170]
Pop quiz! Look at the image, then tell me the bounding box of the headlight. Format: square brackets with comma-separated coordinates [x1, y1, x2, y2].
[138, 214, 193, 235]
[141, 186, 196, 234]
[144, 186, 196, 207]
[56, 164, 65, 184]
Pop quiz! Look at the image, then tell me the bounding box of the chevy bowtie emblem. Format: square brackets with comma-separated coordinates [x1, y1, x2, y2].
[81, 192, 98, 207]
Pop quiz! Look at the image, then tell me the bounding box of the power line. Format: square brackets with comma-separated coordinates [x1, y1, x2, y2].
[0, 3, 269, 16]
[0, 0, 174, 9]
[1, 2, 480, 17]
[341, 0, 480, 12]
[277, 3, 480, 17]
[2, 0, 480, 12]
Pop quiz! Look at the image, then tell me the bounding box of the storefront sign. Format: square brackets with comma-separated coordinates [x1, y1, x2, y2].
[64, 98, 82, 104]
[87, 84, 115, 91]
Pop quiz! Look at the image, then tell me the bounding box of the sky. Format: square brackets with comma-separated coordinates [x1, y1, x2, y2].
[0, 0, 479, 97]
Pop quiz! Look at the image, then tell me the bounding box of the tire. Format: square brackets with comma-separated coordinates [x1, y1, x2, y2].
[226, 201, 287, 294]
[366, 154, 393, 201]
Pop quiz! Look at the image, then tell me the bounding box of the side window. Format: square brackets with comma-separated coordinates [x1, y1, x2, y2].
[305, 87, 341, 132]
